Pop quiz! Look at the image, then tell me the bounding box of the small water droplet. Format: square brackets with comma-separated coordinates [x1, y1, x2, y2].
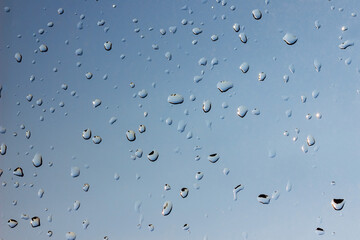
[257, 194, 270, 204]
[239, 33, 247, 43]
[233, 184, 244, 200]
[208, 153, 220, 163]
[283, 33, 298, 45]
[138, 89, 148, 98]
[15, 52, 22, 62]
[13, 167, 24, 177]
[32, 153, 42, 167]
[195, 172, 204, 180]
[217, 81, 233, 92]
[8, 219, 18, 228]
[0, 143, 7, 155]
[233, 23, 240, 32]
[314, 59, 321, 72]
[82, 183, 90, 192]
[162, 201, 173, 216]
[147, 150, 159, 162]
[315, 228, 324, 235]
[180, 187, 189, 198]
[104, 41, 112, 51]
[307, 135, 315, 146]
[30, 216, 40, 227]
[237, 106, 248, 118]
[39, 44, 48, 52]
[65, 232, 76, 240]
[148, 224, 154, 231]
[203, 100, 211, 113]
[138, 124, 146, 133]
[92, 136, 102, 144]
[73, 200, 80, 210]
[70, 167, 80, 178]
[192, 27, 202, 35]
[239, 62, 249, 73]
[258, 72, 266, 81]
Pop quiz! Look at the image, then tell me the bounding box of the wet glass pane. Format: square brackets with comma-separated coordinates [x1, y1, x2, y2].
[1, 0, 360, 239]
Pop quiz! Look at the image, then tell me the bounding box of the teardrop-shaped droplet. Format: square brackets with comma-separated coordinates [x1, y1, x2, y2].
[32, 153, 42, 167]
[13, 167, 24, 177]
[180, 187, 189, 198]
[126, 130, 136, 141]
[202, 100, 211, 113]
[252, 9, 262, 20]
[25, 130, 31, 139]
[162, 201, 173, 216]
[257, 194, 270, 204]
[147, 150, 159, 162]
[168, 94, 184, 104]
[217, 81, 233, 92]
[306, 135, 315, 146]
[30, 216, 40, 227]
[208, 153, 220, 163]
[104, 41, 112, 51]
[331, 198, 345, 211]
[283, 33, 298, 45]
[82, 129, 91, 140]
[237, 105, 248, 118]
[8, 219, 18, 228]
[239, 33, 247, 43]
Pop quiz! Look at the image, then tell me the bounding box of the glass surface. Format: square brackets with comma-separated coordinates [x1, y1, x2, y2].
[1, 0, 360, 239]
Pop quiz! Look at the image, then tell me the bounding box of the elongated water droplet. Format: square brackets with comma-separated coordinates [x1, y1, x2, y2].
[283, 33, 298, 45]
[314, 59, 321, 72]
[195, 172, 204, 180]
[208, 153, 220, 163]
[92, 99, 101, 108]
[82, 129, 91, 140]
[203, 100, 211, 113]
[38, 188, 44, 198]
[73, 200, 80, 210]
[315, 228, 324, 235]
[331, 199, 345, 210]
[239, 33, 247, 43]
[135, 149, 143, 158]
[339, 40, 354, 49]
[126, 130, 136, 141]
[307, 135, 315, 146]
[138, 124, 146, 133]
[258, 72, 266, 81]
[286, 181, 292, 192]
[32, 153, 42, 167]
[217, 81, 233, 92]
[233, 184, 244, 201]
[82, 219, 89, 229]
[0, 143, 7, 155]
[239, 62, 249, 73]
[162, 201, 173, 216]
[272, 190, 280, 200]
[168, 94, 184, 104]
[233, 23, 240, 32]
[192, 27, 202, 35]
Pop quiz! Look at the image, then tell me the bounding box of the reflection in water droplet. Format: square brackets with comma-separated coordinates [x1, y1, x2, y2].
[237, 106, 248, 118]
[208, 153, 220, 163]
[217, 81, 233, 92]
[147, 150, 159, 162]
[104, 41, 112, 51]
[8, 219, 18, 228]
[168, 94, 184, 104]
[162, 201, 173, 216]
[30, 216, 40, 227]
[239, 62, 249, 73]
[331, 199, 345, 210]
[71, 167, 80, 178]
[252, 9, 262, 20]
[65, 232, 76, 240]
[82, 129, 91, 140]
[32, 153, 42, 167]
[257, 194, 270, 204]
[307, 135, 315, 146]
[283, 33, 298, 45]
[13, 167, 24, 177]
[239, 33, 247, 43]
[126, 130, 136, 141]
[203, 100, 211, 113]
[15, 52, 22, 62]
[92, 136, 102, 144]
[233, 184, 244, 201]
[180, 187, 189, 198]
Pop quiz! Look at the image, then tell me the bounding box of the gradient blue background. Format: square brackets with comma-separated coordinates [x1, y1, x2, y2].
[1, 0, 360, 239]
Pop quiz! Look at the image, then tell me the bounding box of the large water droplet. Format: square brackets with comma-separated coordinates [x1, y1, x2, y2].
[331, 199, 345, 210]
[203, 100, 211, 113]
[13, 167, 24, 177]
[147, 150, 159, 162]
[306, 135, 315, 146]
[138, 89, 148, 98]
[82, 129, 91, 140]
[8, 219, 18, 228]
[237, 106, 248, 118]
[283, 33, 298, 45]
[30, 216, 40, 227]
[168, 94, 184, 104]
[92, 136, 102, 144]
[217, 81, 233, 92]
[239, 33, 247, 43]
[162, 201, 173, 216]
[252, 9, 262, 20]
[32, 153, 42, 167]
[126, 130, 136, 141]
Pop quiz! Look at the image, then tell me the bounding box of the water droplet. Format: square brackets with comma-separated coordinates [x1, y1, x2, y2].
[82, 183, 90, 192]
[75, 48, 83, 56]
[198, 57, 207, 66]
[82, 129, 91, 140]
[252, 9, 262, 20]
[15, 52, 22, 62]
[162, 201, 173, 216]
[135, 149, 143, 158]
[73, 200, 80, 210]
[272, 190, 280, 200]
[70, 167, 80, 178]
[283, 33, 298, 45]
[109, 117, 117, 125]
[239, 62, 249, 73]
[8, 219, 18, 228]
[13, 167, 24, 177]
[314, 20, 321, 29]
[39, 44, 48, 52]
[315, 228, 325, 235]
[180, 187, 189, 198]
[307, 135, 315, 146]
[223, 168, 230, 175]
[210, 35, 218, 41]
[233, 184, 244, 200]
[164, 184, 171, 191]
[82, 219, 90, 229]
[47, 231, 53, 237]
[192, 27, 202, 35]
[26, 94, 33, 102]
[0, 143, 7, 155]
[339, 40, 354, 49]
[57, 8, 64, 14]
[168, 94, 184, 104]
[233, 23, 240, 32]
[217, 81, 233, 92]
[30, 216, 40, 227]
[258, 72, 266, 81]
[203, 100, 211, 113]
[65, 232, 76, 240]
[92, 99, 101, 108]
[195, 172, 204, 180]
[239, 33, 247, 43]
[138, 124, 146, 133]
[331, 199, 345, 210]
[92, 136, 102, 144]
[104, 41, 112, 51]
[257, 194, 270, 204]
[138, 89, 148, 98]
[148, 224, 154, 231]
[85, 72, 93, 79]
[32, 153, 42, 167]
[147, 150, 159, 162]
[177, 120, 186, 133]
[208, 153, 220, 163]
[237, 106, 248, 118]
[286, 181, 292, 192]
[126, 130, 136, 141]
[314, 59, 321, 72]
